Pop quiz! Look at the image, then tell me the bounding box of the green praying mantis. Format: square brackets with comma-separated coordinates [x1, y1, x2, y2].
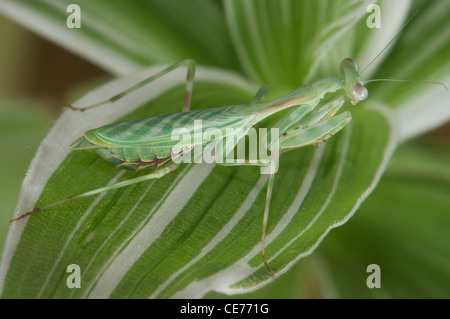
[10, 13, 446, 277]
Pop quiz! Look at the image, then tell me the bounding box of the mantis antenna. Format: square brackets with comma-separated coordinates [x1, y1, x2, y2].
[361, 10, 419, 74]
[361, 9, 447, 91]
[365, 78, 448, 91]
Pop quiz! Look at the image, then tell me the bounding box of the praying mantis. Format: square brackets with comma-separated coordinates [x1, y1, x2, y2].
[10, 13, 446, 277]
[8, 56, 369, 276]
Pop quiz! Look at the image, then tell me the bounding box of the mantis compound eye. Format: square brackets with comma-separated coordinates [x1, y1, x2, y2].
[351, 83, 368, 104]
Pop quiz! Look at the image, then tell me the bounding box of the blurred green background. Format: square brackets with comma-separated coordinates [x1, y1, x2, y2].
[0, 14, 110, 249]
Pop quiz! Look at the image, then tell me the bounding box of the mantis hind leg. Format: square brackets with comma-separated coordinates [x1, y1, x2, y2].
[219, 159, 276, 277]
[66, 59, 196, 112]
[10, 164, 180, 223]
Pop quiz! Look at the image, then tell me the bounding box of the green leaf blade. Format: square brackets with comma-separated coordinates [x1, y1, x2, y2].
[228, 104, 396, 291]
[316, 144, 450, 298]
[225, 0, 372, 90]
[0, 66, 397, 298]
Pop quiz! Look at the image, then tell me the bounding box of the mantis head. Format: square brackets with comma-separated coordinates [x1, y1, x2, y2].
[337, 12, 445, 106]
[340, 58, 368, 105]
